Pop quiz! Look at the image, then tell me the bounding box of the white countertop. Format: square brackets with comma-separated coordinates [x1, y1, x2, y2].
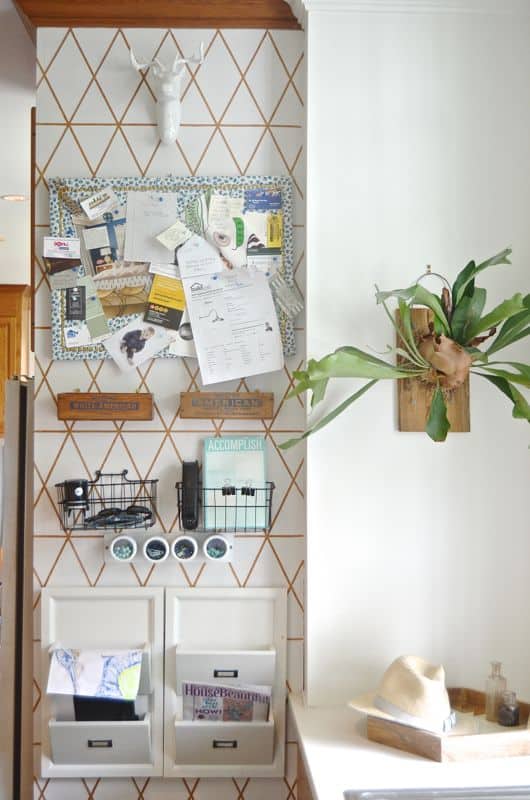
[289, 694, 530, 800]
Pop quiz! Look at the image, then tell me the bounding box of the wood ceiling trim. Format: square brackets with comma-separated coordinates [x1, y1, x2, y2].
[13, 0, 300, 30]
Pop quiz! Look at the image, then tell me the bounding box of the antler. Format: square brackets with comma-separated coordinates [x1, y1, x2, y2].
[130, 49, 163, 73]
[171, 42, 205, 74]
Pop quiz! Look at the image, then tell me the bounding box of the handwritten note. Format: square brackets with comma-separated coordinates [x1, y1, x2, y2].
[177, 234, 224, 279]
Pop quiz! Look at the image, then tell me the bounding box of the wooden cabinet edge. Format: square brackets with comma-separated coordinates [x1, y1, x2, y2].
[0, 285, 32, 436]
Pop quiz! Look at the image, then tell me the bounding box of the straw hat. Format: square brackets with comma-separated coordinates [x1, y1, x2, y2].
[349, 655, 456, 734]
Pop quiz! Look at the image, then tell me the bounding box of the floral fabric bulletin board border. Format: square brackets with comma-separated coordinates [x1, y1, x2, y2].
[48, 175, 296, 361]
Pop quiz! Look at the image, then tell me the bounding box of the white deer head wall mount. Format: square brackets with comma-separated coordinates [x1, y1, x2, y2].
[130, 43, 205, 145]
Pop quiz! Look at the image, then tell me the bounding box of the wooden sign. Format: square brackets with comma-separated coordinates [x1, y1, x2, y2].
[57, 392, 153, 421]
[396, 308, 470, 433]
[180, 392, 274, 420]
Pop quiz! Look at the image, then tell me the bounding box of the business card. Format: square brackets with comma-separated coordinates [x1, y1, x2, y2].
[80, 187, 119, 220]
[65, 286, 86, 321]
[43, 236, 81, 260]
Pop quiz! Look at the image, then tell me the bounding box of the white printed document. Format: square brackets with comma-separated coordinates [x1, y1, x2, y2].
[183, 269, 284, 385]
[124, 191, 178, 264]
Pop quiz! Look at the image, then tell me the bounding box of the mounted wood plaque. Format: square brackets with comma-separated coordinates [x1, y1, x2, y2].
[396, 308, 470, 433]
[180, 392, 274, 420]
[57, 392, 153, 421]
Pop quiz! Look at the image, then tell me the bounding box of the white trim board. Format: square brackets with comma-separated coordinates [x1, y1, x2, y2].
[287, 0, 530, 14]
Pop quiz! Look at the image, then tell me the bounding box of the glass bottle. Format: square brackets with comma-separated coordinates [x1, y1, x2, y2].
[485, 661, 507, 722]
[498, 691, 520, 727]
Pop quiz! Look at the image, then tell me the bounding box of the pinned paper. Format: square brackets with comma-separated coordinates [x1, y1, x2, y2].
[243, 188, 282, 213]
[80, 187, 119, 220]
[206, 194, 248, 269]
[184, 193, 208, 236]
[77, 275, 109, 339]
[144, 275, 186, 330]
[49, 269, 80, 290]
[168, 309, 196, 359]
[183, 269, 284, 385]
[64, 322, 92, 348]
[82, 216, 126, 272]
[43, 236, 81, 260]
[156, 219, 193, 251]
[124, 191, 178, 264]
[246, 211, 283, 277]
[63, 322, 109, 348]
[207, 193, 244, 233]
[207, 218, 248, 269]
[177, 234, 224, 278]
[149, 262, 180, 279]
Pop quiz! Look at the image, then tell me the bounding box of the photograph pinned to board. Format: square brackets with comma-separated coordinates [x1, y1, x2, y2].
[49, 175, 297, 363]
[103, 316, 172, 372]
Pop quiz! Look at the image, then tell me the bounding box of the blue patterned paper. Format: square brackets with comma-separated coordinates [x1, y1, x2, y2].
[48, 175, 296, 361]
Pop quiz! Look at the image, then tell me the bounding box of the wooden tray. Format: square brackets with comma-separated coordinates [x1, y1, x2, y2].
[366, 688, 530, 762]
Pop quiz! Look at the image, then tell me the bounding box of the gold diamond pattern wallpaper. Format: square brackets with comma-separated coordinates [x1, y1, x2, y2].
[33, 26, 305, 800]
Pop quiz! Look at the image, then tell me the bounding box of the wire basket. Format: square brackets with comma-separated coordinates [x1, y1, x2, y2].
[56, 470, 158, 532]
[176, 481, 275, 533]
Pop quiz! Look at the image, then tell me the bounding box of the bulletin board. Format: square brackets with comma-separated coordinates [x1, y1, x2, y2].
[48, 175, 296, 361]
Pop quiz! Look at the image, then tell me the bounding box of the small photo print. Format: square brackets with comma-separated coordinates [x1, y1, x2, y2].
[103, 316, 172, 372]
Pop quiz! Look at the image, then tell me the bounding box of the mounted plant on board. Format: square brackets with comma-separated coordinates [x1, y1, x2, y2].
[281, 248, 530, 447]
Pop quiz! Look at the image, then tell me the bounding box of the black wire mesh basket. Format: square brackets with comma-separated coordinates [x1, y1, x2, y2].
[176, 481, 275, 533]
[56, 470, 158, 532]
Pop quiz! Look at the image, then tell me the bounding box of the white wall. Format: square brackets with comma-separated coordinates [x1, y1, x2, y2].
[0, 0, 35, 284]
[305, 4, 530, 706]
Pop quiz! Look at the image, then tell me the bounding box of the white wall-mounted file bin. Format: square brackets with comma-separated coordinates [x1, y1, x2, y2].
[49, 713, 152, 766]
[173, 713, 275, 766]
[175, 648, 276, 694]
[165, 588, 287, 778]
[41, 587, 164, 778]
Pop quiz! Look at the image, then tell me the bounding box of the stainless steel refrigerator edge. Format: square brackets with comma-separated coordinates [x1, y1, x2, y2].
[0, 378, 34, 800]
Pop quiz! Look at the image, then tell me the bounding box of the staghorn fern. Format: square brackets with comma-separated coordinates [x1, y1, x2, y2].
[281, 248, 530, 448]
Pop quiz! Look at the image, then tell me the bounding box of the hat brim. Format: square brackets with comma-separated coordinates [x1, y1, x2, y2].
[348, 691, 400, 723]
[348, 692, 477, 737]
